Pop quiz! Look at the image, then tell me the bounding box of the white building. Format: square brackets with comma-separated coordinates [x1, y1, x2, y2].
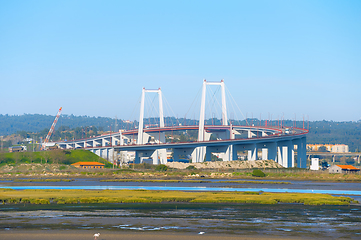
[331, 144, 349, 153]
[310, 158, 320, 171]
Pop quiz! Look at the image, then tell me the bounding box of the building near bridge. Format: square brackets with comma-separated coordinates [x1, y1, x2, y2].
[8, 145, 27, 152]
[331, 144, 349, 153]
[71, 162, 105, 169]
[329, 165, 360, 174]
[307, 144, 349, 153]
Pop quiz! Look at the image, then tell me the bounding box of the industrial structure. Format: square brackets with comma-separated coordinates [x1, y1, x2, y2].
[41, 107, 62, 150]
[54, 80, 308, 168]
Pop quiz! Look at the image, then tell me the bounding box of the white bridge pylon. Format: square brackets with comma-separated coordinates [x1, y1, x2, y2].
[198, 79, 228, 141]
[136, 87, 167, 164]
[194, 79, 231, 162]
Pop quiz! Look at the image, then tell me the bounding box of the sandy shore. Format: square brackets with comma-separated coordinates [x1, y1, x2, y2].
[0, 230, 314, 240]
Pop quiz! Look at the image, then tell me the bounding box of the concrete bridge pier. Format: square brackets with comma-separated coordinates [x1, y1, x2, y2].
[94, 149, 101, 157]
[258, 142, 277, 161]
[205, 145, 234, 161]
[248, 143, 258, 160]
[134, 150, 155, 164]
[159, 149, 167, 164]
[298, 137, 307, 168]
[267, 142, 278, 162]
[277, 140, 294, 168]
[233, 144, 257, 161]
[262, 148, 268, 160]
[173, 148, 195, 162]
[153, 148, 167, 164]
[100, 148, 109, 160]
[291, 137, 306, 168]
[192, 146, 205, 163]
[151, 150, 158, 165]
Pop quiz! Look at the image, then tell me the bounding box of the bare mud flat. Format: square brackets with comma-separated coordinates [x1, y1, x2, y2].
[0, 230, 312, 240]
[0, 203, 360, 239]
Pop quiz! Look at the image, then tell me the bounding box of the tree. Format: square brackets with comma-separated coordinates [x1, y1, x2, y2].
[186, 165, 197, 170]
[252, 169, 266, 177]
[318, 146, 328, 152]
[155, 164, 168, 171]
[321, 160, 329, 169]
[346, 158, 355, 165]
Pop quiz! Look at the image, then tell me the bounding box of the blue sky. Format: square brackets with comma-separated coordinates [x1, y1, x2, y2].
[0, 0, 360, 122]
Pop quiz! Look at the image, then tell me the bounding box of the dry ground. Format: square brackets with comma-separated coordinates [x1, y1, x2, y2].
[166, 160, 283, 169]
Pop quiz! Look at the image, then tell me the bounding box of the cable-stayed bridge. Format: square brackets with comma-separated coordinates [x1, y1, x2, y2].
[54, 80, 308, 168]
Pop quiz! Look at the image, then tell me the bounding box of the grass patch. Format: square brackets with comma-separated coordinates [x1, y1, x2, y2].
[100, 179, 291, 184]
[0, 149, 113, 168]
[100, 179, 210, 183]
[222, 180, 291, 184]
[13, 179, 74, 182]
[0, 189, 355, 206]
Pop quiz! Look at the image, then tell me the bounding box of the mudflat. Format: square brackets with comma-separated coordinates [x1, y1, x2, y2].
[0, 230, 315, 240]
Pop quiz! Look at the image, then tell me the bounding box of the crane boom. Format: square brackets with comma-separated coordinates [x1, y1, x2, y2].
[41, 107, 62, 150]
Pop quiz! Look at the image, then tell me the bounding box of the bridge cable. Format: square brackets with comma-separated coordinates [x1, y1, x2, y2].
[225, 85, 248, 125]
[162, 93, 181, 127]
[183, 84, 203, 126]
[126, 93, 142, 131]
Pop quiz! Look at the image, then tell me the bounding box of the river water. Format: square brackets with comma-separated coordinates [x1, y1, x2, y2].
[2, 178, 361, 200]
[1, 178, 361, 238]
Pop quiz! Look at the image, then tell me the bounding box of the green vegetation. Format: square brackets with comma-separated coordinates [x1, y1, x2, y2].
[0, 149, 112, 168]
[252, 169, 266, 177]
[186, 165, 197, 170]
[0, 189, 355, 205]
[99, 179, 291, 184]
[155, 164, 168, 171]
[222, 180, 290, 184]
[232, 170, 361, 182]
[100, 179, 209, 183]
[13, 179, 74, 182]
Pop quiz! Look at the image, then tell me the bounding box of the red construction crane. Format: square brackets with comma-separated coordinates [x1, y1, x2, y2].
[41, 107, 62, 150]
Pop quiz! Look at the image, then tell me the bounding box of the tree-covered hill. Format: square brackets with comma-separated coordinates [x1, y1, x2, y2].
[0, 114, 116, 136]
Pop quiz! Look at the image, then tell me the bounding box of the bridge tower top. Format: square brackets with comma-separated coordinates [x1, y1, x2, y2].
[198, 80, 227, 141]
[137, 88, 164, 145]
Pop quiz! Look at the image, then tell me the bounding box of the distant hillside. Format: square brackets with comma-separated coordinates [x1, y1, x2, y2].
[0, 114, 116, 136]
[306, 120, 361, 152]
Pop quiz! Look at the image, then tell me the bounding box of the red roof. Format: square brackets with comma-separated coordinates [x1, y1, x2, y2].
[336, 165, 360, 170]
[71, 162, 105, 166]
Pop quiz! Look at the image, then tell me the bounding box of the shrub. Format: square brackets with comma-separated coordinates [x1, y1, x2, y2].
[155, 164, 168, 171]
[21, 198, 31, 203]
[252, 169, 266, 177]
[59, 166, 66, 170]
[30, 199, 50, 204]
[243, 191, 260, 195]
[186, 165, 197, 170]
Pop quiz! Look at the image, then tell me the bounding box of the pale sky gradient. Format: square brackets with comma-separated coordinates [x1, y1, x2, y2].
[0, 0, 360, 122]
